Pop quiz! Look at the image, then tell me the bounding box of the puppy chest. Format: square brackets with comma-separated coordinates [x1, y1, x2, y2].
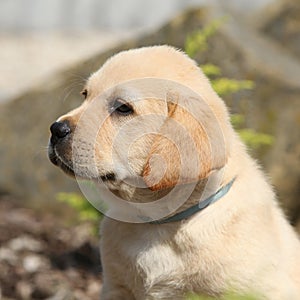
[136, 243, 184, 277]
[130, 243, 186, 296]
[126, 237, 227, 297]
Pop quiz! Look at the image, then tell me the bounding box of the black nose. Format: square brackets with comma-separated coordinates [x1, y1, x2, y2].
[50, 121, 71, 144]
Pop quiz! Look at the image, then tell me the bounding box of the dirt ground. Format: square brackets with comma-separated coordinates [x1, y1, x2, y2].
[0, 194, 102, 300]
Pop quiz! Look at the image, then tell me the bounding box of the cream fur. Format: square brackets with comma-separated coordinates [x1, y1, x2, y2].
[53, 46, 300, 299]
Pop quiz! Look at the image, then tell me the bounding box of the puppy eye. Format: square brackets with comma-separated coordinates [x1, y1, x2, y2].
[81, 89, 88, 99]
[112, 99, 134, 115]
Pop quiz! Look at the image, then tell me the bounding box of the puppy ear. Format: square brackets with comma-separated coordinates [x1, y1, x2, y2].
[142, 91, 228, 191]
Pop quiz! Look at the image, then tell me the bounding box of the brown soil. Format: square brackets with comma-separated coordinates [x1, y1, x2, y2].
[0, 194, 102, 300]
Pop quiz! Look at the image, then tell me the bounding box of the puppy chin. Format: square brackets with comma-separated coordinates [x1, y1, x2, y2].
[48, 146, 76, 178]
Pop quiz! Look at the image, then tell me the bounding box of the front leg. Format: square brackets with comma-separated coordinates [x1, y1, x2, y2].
[100, 257, 136, 300]
[99, 218, 138, 300]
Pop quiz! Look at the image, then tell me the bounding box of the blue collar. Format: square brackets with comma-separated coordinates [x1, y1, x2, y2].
[150, 178, 235, 224]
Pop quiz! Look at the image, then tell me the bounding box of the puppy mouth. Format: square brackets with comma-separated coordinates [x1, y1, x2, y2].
[48, 144, 76, 177]
[48, 144, 115, 182]
[99, 173, 116, 181]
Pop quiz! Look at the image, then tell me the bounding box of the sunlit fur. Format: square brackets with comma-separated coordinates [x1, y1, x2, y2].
[54, 46, 300, 299]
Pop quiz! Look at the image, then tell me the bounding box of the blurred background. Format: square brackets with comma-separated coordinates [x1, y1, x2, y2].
[0, 0, 276, 103]
[0, 0, 299, 299]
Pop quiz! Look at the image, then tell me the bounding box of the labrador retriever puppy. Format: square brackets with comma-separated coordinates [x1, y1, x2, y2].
[48, 46, 300, 299]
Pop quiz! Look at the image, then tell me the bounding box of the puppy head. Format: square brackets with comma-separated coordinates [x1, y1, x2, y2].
[48, 46, 231, 201]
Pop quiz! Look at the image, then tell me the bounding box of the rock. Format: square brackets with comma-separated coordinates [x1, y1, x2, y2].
[33, 272, 69, 299]
[16, 281, 33, 300]
[23, 254, 50, 273]
[209, 5, 300, 221]
[45, 287, 73, 300]
[70, 223, 96, 248]
[0, 5, 299, 225]
[0, 247, 17, 265]
[86, 280, 101, 299]
[0, 196, 101, 300]
[238, 0, 300, 219]
[0, 203, 42, 237]
[8, 235, 43, 252]
[258, 0, 300, 59]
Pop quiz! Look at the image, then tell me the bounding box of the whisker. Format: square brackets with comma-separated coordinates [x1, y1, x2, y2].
[59, 73, 88, 103]
[67, 72, 89, 83]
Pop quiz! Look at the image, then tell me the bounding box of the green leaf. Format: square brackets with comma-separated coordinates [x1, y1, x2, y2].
[201, 64, 221, 77]
[231, 114, 246, 129]
[212, 78, 254, 96]
[184, 19, 272, 153]
[56, 192, 102, 222]
[184, 18, 225, 58]
[237, 129, 274, 149]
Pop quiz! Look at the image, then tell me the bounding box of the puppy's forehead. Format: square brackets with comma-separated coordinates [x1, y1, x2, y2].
[88, 77, 173, 108]
[112, 80, 171, 101]
[84, 46, 228, 122]
[85, 46, 201, 98]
